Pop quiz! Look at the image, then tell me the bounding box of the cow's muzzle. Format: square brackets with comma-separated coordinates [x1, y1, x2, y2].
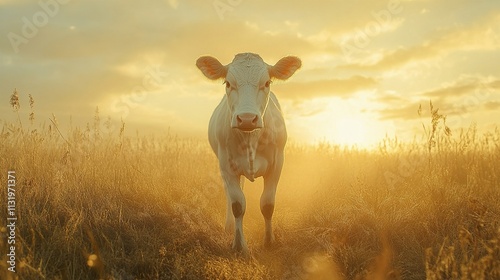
[234, 113, 261, 131]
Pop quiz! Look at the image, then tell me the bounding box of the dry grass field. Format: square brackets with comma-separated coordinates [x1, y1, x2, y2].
[1, 95, 500, 279]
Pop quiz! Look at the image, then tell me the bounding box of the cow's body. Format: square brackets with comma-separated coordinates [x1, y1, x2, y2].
[197, 53, 301, 254]
[208, 92, 286, 181]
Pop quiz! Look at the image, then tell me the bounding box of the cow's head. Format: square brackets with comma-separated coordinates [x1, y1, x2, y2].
[196, 53, 301, 132]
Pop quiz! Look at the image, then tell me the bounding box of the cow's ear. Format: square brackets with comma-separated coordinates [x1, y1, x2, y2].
[269, 56, 301, 80]
[196, 56, 227, 80]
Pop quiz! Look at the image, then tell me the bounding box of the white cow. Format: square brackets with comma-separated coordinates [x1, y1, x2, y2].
[196, 53, 301, 254]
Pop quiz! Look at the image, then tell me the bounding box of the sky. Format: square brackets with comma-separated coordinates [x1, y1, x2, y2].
[1, 0, 499, 147]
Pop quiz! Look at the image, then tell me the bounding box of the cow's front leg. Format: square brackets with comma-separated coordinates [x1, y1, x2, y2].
[222, 172, 248, 255]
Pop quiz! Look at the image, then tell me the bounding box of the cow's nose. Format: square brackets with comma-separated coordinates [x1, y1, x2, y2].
[236, 113, 259, 131]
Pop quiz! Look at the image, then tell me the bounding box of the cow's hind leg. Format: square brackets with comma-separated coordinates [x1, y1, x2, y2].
[261, 151, 284, 247]
[224, 187, 234, 233]
[261, 179, 277, 247]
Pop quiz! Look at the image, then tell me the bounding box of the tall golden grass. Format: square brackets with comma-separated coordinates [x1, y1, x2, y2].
[1, 90, 499, 279]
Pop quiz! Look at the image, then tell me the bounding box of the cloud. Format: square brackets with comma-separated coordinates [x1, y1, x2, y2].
[160, 20, 315, 66]
[338, 13, 500, 71]
[377, 103, 421, 120]
[374, 91, 404, 103]
[421, 76, 500, 99]
[376, 100, 464, 121]
[273, 76, 378, 100]
[4, 65, 137, 115]
[41, 0, 406, 63]
[375, 75, 500, 120]
[0, 3, 314, 99]
[229, 0, 407, 33]
[166, 0, 178, 9]
[421, 76, 500, 102]
[484, 101, 500, 111]
[287, 101, 328, 117]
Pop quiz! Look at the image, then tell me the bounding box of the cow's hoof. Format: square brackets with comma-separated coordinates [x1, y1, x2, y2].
[264, 235, 276, 249]
[232, 231, 249, 256]
[232, 242, 249, 257]
[232, 238, 247, 251]
[232, 246, 249, 259]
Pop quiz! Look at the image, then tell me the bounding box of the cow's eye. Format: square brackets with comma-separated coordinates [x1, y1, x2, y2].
[225, 81, 231, 89]
[265, 80, 271, 88]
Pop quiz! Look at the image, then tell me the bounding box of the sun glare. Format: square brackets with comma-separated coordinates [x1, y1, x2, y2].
[299, 99, 390, 149]
[334, 117, 372, 147]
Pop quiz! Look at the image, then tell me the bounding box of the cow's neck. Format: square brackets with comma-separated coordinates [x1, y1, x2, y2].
[231, 129, 263, 181]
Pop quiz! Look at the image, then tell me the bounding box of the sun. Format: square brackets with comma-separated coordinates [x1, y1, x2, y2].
[333, 117, 373, 147]
[294, 99, 390, 149]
